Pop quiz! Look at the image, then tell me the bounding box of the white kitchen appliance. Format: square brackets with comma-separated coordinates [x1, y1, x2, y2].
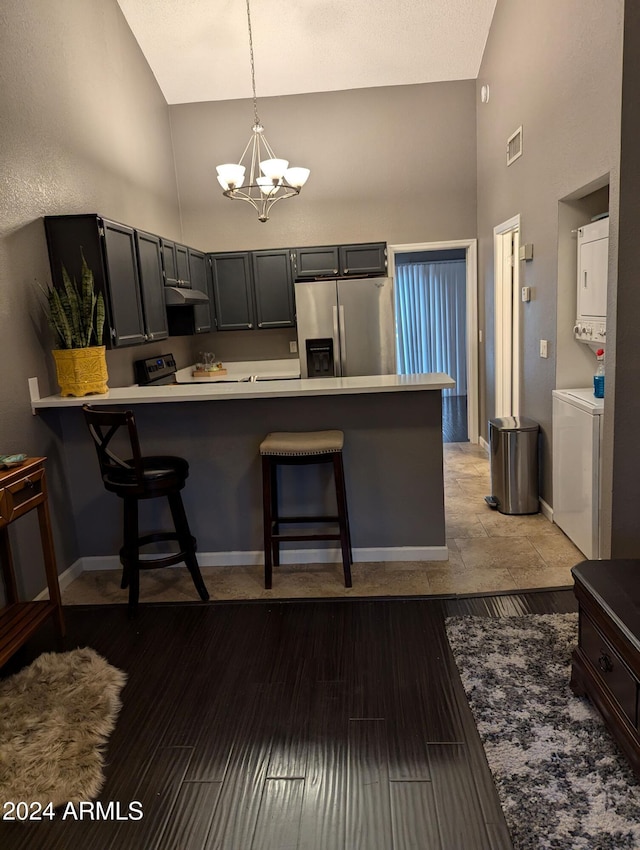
[574, 216, 608, 345]
[552, 388, 604, 559]
[295, 278, 396, 377]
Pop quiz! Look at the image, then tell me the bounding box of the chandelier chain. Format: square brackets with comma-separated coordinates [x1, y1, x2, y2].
[245, 0, 260, 127]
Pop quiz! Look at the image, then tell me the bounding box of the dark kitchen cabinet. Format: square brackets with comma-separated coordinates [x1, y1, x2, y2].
[161, 239, 191, 288]
[209, 250, 295, 331]
[44, 214, 146, 348]
[190, 249, 212, 334]
[209, 252, 255, 330]
[252, 250, 295, 328]
[291, 242, 387, 280]
[291, 245, 339, 279]
[166, 248, 214, 337]
[339, 242, 387, 277]
[134, 230, 168, 342]
[161, 239, 178, 286]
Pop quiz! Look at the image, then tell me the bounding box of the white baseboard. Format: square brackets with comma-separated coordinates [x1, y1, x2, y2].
[540, 498, 553, 522]
[479, 435, 490, 452]
[74, 545, 450, 573]
[33, 559, 85, 601]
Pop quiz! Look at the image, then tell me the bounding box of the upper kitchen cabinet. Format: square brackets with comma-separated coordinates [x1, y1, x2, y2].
[166, 248, 214, 337]
[291, 246, 339, 280]
[189, 249, 212, 334]
[44, 214, 146, 347]
[291, 242, 387, 280]
[134, 230, 168, 342]
[252, 250, 295, 328]
[209, 252, 255, 330]
[161, 239, 191, 288]
[339, 243, 387, 277]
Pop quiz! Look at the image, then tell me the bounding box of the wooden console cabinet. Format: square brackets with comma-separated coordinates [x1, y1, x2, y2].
[571, 559, 640, 778]
[0, 457, 65, 668]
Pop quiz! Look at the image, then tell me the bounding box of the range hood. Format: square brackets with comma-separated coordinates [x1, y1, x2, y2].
[164, 287, 209, 306]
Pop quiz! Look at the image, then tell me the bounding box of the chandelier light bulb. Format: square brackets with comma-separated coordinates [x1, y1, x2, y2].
[260, 158, 289, 180]
[284, 167, 310, 188]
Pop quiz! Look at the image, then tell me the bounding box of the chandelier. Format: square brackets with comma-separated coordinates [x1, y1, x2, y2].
[216, 0, 310, 222]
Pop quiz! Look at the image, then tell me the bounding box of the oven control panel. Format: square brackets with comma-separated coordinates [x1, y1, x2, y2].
[134, 354, 177, 386]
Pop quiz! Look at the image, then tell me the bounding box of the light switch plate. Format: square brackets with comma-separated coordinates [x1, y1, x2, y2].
[539, 339, 548, 358]
[289, 340, 298, 354]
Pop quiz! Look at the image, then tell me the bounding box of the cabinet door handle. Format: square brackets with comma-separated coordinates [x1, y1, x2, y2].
[333, 268, 339, 275]
[343, 268, 349, 274]
[258, 322, 263, 328]
[598, 652, 613, 673]
[248, 323, 253, 329]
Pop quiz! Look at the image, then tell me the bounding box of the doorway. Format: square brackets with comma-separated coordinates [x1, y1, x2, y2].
[388, 239, 478, 443]
[493, 215, 521, 418]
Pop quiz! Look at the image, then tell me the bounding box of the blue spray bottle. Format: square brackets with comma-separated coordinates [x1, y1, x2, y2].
[593, 348, 605, 399]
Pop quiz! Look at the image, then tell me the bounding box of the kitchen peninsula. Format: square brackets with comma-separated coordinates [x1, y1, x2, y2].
[30, 372, 454, 570]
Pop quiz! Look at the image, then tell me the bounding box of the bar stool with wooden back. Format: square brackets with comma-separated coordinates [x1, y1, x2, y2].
[82, 405, 210, 614]
[259, 430, 353, 589]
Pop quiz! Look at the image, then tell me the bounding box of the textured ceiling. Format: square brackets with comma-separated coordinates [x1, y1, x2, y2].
[116, 0, 497, 105]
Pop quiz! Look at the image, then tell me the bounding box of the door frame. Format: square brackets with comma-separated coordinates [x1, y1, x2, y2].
[493, 215, 521, 418]
[388, 239, 479, 444]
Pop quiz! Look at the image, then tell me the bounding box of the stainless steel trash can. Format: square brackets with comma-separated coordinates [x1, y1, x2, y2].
[486, 417, 539, 515]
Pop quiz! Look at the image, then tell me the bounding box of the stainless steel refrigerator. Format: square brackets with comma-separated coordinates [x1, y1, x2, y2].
[295, 278, 396, 378]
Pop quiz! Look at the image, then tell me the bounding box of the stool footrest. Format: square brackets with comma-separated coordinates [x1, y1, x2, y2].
[271, 531, 343, 542]
[273, 515, 340, 524]
[120, 531, 198, 571]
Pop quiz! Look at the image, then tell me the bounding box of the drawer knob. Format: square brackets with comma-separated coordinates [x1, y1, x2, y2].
[598, 652, 613, 673]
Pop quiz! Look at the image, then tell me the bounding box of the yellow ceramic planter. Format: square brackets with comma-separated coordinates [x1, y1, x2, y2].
[52, 346, 108, 397]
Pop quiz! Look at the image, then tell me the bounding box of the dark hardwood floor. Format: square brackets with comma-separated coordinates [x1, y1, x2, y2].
[0, 590, 577, 849]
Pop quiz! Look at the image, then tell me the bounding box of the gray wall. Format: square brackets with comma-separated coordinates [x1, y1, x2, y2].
[170, 82, 478, 251]
[0, 0, 183, 597]
[608, 2, 640, 557]
[475, 0, 623, 504]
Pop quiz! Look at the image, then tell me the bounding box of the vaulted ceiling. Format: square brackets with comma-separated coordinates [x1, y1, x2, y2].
[116, 0, 497, 104]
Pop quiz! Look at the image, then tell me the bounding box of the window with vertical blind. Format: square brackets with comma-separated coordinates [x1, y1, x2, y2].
[395, 259, 467, 397]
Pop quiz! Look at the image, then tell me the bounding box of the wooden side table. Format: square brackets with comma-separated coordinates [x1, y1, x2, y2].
[570, 559, 640, 778]
[0, 457, 65, 668]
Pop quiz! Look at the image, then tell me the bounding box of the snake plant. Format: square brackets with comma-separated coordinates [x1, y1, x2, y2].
[45, 252, 105, 349]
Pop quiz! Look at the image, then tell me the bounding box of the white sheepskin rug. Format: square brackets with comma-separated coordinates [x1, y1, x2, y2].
[0, 647, 126, 808]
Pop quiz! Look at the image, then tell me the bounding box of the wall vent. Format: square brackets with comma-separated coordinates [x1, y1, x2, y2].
[506, 126, 523, 166]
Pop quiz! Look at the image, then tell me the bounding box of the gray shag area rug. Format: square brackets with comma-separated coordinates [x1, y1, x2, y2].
[446, 613, 640, 850]
[0, 647, 126, 808]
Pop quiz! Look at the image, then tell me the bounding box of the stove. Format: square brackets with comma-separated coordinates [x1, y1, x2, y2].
[134, 353, 178, 386]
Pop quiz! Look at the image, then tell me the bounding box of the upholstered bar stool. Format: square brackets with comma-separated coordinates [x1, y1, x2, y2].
[259, 430, 353, 590]
[82, 405, 210, 614]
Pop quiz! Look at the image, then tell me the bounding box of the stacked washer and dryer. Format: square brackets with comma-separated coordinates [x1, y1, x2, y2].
[552, 216, 608, 560]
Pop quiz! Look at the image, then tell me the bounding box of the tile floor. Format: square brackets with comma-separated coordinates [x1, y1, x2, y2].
[62, 441, 583, 605]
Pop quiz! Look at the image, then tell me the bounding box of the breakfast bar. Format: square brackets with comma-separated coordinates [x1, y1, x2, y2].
[30, 372, 454, 568]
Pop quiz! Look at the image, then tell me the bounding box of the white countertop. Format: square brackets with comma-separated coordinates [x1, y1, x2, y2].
[175, 358, 301, 383]
[29, 372, 455, 411]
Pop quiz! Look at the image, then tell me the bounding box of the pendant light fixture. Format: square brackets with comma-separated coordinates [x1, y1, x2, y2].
[216, 0, 310, 222]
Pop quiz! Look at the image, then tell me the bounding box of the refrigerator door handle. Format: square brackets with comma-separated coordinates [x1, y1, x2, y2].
[332, 305, 341, 377]
[338, 304, 347, 375]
